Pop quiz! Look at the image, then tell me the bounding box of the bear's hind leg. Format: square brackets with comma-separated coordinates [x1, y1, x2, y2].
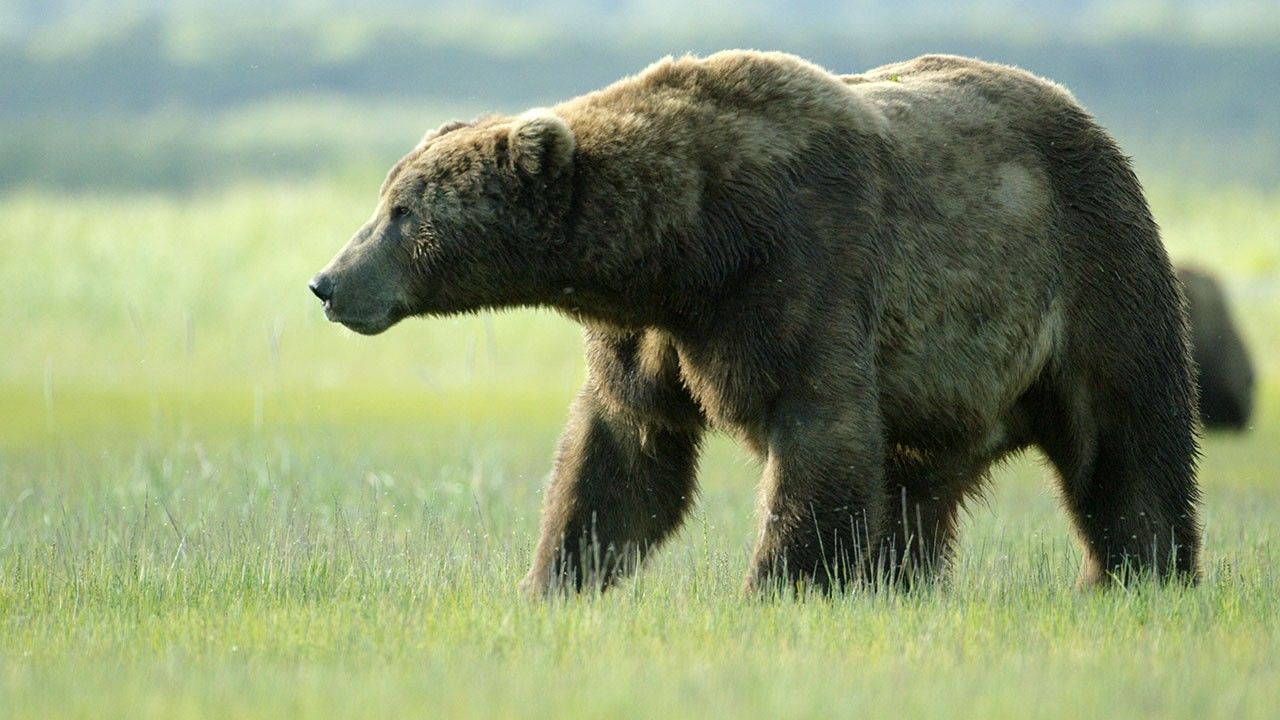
[1030, 377, 1201, 587]
[1035, 129, 1202, 584]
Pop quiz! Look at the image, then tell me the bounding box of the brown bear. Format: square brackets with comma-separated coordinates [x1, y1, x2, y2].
[310, 51, 1202, 593]
[1177, 265, 1255, 430]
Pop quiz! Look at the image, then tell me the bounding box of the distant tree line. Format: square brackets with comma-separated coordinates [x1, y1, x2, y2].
[2, 17, 1277, 190]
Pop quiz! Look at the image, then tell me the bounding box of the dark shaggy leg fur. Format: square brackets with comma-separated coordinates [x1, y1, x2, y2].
[1031, 375, 1201, 586]
[881, 449, 981, 585]
[746, 443, 886, 590]
[1030, 110, 1202, 586]
[519, 389, 703, 594]
[745, 355, 887, 591]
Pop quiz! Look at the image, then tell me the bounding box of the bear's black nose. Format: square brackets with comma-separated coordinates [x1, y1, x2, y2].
[309, 274, 334, 303]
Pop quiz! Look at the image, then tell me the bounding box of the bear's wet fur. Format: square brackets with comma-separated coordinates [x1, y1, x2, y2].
[1178, 265, 1255, 430]
[313, 51, 1202, 593]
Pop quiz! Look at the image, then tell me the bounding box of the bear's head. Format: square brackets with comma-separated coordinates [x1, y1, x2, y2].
[309, 109, 576, 335]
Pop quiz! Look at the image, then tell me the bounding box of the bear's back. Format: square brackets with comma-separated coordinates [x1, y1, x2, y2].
[846, 54, 1078, 115]
[843, 55, 1082, 167]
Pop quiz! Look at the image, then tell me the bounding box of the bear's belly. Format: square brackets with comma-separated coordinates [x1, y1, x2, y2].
[876, 296, 1062, 455]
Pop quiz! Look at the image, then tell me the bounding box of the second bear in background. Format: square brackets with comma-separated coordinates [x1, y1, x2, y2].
[1178, 265, 1255, 430]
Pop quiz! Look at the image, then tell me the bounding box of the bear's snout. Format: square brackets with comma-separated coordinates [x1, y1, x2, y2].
[306, 267, 399, 335]
[308, 273, 334, 303]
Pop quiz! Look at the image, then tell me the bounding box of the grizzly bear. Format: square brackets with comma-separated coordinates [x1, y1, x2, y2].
[310, 51, 1202, 593]
[1177, 265, 1255, 430]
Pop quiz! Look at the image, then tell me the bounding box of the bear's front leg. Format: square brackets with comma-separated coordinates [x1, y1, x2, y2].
[746, 384, 887, 592]
[520, 387, 703, 595]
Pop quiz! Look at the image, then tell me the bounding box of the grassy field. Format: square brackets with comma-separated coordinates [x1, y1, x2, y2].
[1, 178, 1278, 718]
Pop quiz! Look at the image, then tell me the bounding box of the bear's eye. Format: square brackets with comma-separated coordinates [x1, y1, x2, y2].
[390, 205, 410, 221]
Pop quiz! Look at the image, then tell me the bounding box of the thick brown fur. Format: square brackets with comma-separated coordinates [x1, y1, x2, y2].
[312, 51, 1203, 593]
[1177, 265, 1255, 430]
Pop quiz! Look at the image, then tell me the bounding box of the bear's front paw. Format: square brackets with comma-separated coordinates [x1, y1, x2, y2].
[518, 567, 554, 598]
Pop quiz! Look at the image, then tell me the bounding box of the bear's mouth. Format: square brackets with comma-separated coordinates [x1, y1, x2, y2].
[336, 316, 394, 336]
[321, 303, 396, 336]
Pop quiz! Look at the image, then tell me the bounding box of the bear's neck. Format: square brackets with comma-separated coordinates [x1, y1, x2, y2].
[552, 122, 740, 331]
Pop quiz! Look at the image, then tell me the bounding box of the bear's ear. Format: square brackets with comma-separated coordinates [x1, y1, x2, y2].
[508, 109, 575, 178]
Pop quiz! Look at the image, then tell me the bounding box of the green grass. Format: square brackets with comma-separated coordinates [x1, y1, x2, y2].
[1, 177, 1278, 718]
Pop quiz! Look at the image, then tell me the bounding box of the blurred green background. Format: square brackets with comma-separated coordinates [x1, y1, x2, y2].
[2, 0, 1277, 442]
[3, 0, 1280, 192]
[1, 3, 1278, 718]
